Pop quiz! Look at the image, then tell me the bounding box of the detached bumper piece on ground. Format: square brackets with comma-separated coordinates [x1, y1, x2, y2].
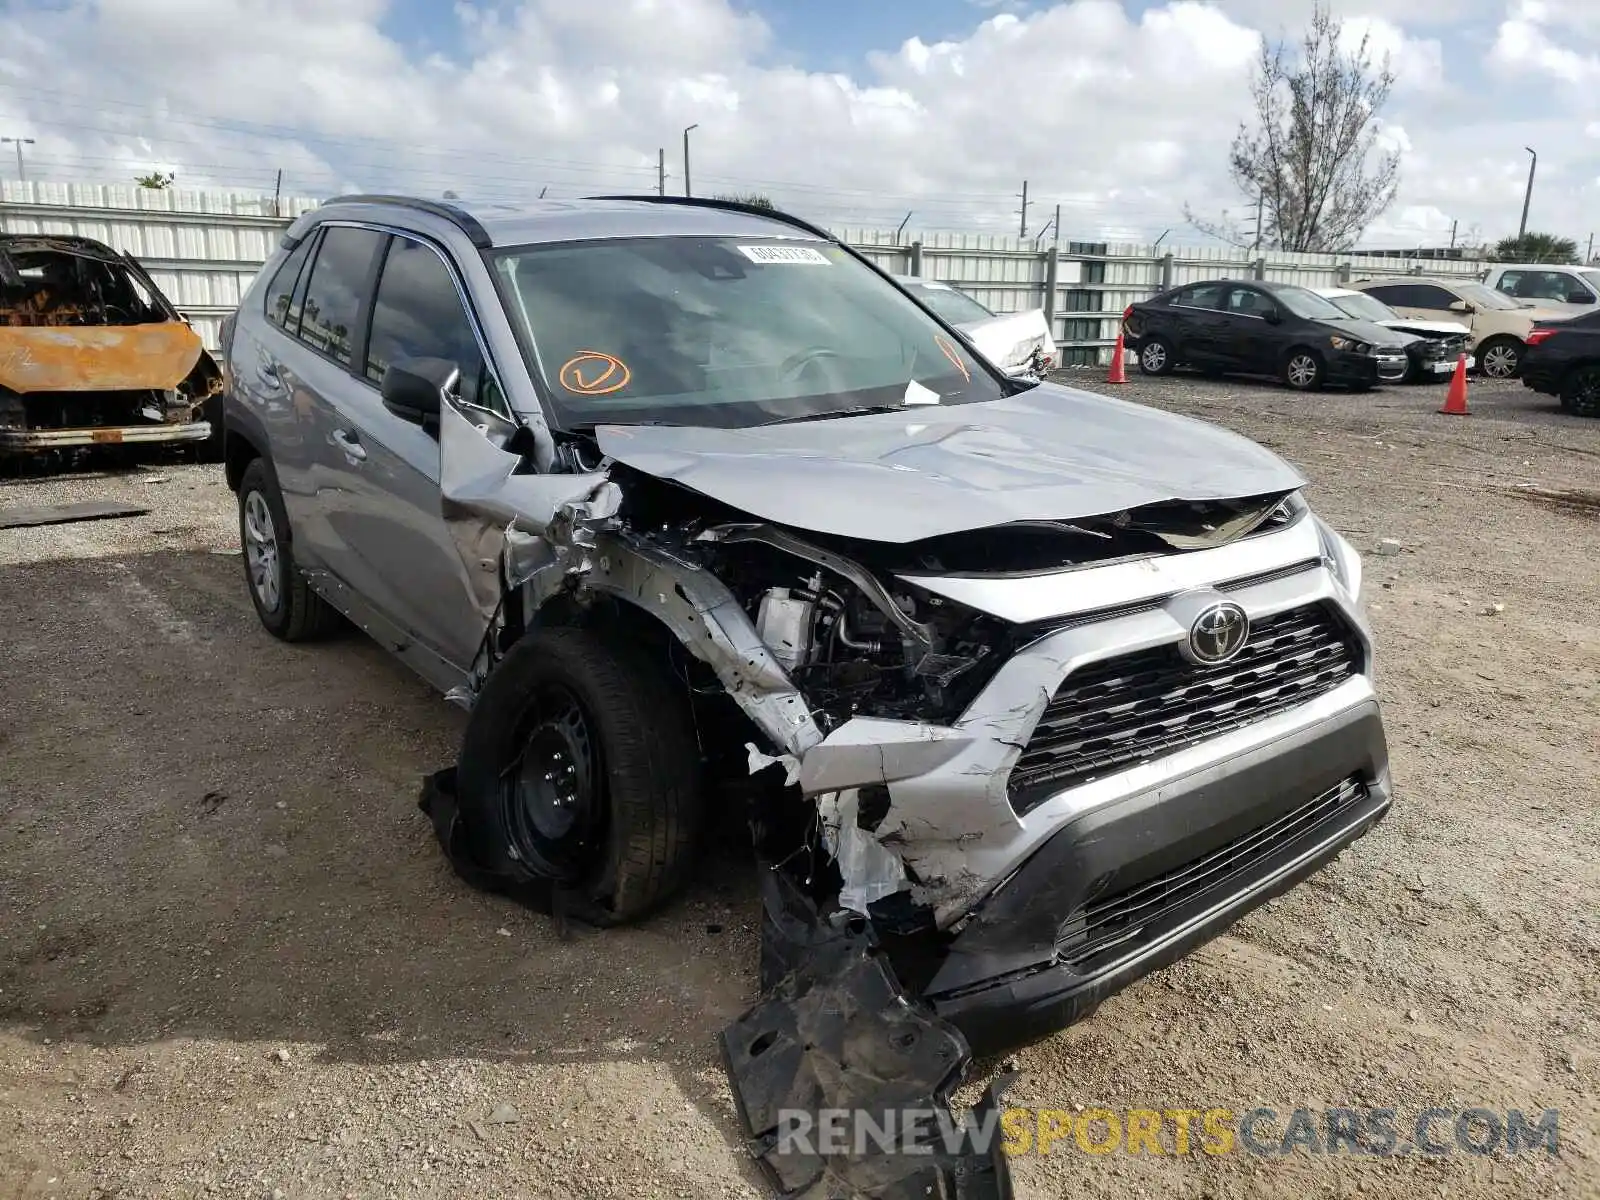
[418, 771, 1015, 1200]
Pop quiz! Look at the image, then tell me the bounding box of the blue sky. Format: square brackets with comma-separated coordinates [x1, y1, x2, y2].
[1, 0, 1594, 249]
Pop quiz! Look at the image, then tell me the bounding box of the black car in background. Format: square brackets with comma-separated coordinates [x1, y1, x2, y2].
[1123, 279, 1413, 391]
[1520, 309, 1600, 417]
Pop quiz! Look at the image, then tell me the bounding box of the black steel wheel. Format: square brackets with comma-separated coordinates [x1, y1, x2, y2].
[502, 683, 604, 882]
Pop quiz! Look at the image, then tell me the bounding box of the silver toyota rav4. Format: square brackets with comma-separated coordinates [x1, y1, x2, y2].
[220, 194, 1390, 1054]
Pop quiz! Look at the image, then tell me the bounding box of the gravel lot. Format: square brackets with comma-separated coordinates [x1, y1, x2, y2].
[1, 373, 1596, 1200]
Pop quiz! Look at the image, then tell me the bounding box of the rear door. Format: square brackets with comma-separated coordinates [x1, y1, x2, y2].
[320, 232, 508, 674]
[277, 224, 388, 580]
[1164, 282, 1229, 364]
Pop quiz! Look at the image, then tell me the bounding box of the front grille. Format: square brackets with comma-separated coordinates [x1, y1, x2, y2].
[1055, 774, 1368, 968]
[1009, 603, 1359, 813]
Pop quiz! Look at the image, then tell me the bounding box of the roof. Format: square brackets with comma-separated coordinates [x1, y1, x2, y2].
[1314, 287, 1359, 297]
[1487, 263, 1589, 272]
[314, 194, 824, 250]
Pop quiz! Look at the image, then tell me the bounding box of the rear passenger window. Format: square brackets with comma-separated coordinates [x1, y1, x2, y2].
[297, 226, 383, 366]
[264, 236, 315, 333]
[1172, 283, 1224, 310]
[364, 237, 486, 406]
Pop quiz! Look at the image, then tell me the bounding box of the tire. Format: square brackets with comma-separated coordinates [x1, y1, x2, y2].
[1477, 336, 1522, 380]
[1138, 335, 1176, 376]
[1283, 348, 1324, 391]
[237, 457, 340, 641]
[1562, 365, 1600, 417]
[454, 625, 704, 925]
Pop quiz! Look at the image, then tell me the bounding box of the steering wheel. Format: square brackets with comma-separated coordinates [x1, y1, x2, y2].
[779, 346, 843, 383]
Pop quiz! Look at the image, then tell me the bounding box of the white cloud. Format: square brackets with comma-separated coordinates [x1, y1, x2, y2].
[0, 0, 1592, 249]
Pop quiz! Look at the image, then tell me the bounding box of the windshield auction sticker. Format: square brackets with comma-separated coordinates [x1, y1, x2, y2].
[737, 245, 832, 265]
[558, 351, 631, 395]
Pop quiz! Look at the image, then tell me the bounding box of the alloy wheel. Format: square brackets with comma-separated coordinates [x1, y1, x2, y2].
[1481, 343, 1519, 379]
[1141, 343, 1167, 372]
[1287, 355, 1319, 389]
[242, 490, 282, 613]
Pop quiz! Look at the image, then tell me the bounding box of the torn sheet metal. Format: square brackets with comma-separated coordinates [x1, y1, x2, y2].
[0, 324, 204, 393]
[721, 871, 1016, 1200]
[595, 384, 1305, 544]
[583, 531, 824, 758]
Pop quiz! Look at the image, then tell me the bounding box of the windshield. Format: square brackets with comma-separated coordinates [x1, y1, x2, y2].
[1328, 291, 1395, 323]
[1582, 270, 1600, 293]
[1456, 282, 1520, 310]
[1276, 286, 1350, 321]
[491, 236, 1005, 429]
[904, 282, 995, 325]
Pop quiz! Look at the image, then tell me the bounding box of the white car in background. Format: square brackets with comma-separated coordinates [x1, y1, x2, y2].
[1481, 263, 1600, 317]
[895, 275, 1056, 377]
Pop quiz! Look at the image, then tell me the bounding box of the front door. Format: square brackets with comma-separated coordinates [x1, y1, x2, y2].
[319, 233, 506, 675]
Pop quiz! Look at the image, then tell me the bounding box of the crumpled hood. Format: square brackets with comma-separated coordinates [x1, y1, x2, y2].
[595, 384, 1305, 543]
[1325, 318, 1413, 347]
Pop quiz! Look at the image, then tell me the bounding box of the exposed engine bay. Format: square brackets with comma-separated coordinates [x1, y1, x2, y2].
[0, 234, 221, 457]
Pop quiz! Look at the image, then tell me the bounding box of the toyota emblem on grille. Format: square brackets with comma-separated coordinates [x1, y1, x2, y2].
[1186, 602, 1250, 665]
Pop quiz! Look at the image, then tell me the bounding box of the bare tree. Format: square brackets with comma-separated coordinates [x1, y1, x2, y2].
[1188, 2, 1400, 252]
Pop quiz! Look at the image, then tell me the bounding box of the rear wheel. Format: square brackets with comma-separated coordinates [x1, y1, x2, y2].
[1283, 349, 1324, 391]
[453, 625, 704, 925]
[1138, 335, 1176, 376]
[1477, 336, 1522, 380]
[237, 457, 340, 641]
[1562, 365, 1600, 417]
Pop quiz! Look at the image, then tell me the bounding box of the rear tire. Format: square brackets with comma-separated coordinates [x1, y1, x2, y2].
[1283, 349, 1324, 391]
[1477, 336, 1522, 380]
[1562, 365, 1600, 417]
[1138, 335, 1176, 376]
[454, 625, 705, 925]
[237, 457, 341, 641]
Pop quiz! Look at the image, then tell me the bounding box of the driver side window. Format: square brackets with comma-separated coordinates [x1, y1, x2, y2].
[364, 236, 505, 416]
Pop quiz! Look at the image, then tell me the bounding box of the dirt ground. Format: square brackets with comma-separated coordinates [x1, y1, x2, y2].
[1, 373, 1596, 1200]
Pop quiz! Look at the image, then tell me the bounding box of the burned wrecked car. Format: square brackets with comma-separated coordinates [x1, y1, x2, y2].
[0, 233, 221, 457]
[222, 194, 1390, 1091]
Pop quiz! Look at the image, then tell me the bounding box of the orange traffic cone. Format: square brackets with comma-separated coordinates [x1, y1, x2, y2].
[1107, 331, 1129, 384]
[1439, 353, 1469, 415]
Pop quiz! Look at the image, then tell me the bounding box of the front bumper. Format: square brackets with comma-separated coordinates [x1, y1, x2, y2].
[795, 515, 1387, 1048]
[927, 694, 1389, 1055]
[1323, 351, 1382, 385]
[0, 421, 212, 451]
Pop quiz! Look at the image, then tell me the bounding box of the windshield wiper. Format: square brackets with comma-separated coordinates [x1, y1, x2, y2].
[754, 405, 913, 427]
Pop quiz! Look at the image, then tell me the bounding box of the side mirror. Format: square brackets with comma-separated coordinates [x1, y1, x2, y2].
[381, 356, 458, 428]
[1567, 292, 1593, 305]
[1449, 300, 1475, 314]
[1262, 308, 1282, 324]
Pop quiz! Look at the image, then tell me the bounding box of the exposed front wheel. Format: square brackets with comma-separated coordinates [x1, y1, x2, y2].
[1477, 337, 1522, 380]
[1138, 336, 1175, 376]
[1284, 350, 1324, 391]
[453, 625, 705, 925]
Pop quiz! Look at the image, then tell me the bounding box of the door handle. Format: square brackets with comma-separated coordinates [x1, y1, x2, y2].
[331, 429, 367, 463]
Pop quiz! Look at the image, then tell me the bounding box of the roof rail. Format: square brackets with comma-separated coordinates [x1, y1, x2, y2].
[582, 194, 841, 246]
[321, 194, 492, 249]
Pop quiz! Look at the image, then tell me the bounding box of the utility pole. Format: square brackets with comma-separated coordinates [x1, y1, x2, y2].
[1017, 180, 1029, 238]
[1449, 219, 1457, 250]
[272, 168, 283, 218]
[2, 136, 35, 184]
[683, 124, 699, 198]
[1251, 190, 1265, 251]
[1518, 147, 1537, 239]
[657, 148, 665, 197]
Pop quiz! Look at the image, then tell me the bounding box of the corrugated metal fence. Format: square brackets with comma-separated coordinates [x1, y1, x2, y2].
[2, 182, 1485, 363]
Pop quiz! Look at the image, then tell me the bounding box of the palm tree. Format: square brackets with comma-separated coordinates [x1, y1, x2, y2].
[1492, 232, 1579, 264]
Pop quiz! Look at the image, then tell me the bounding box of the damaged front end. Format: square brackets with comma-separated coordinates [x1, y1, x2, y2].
[0, 235, 221, 455]
[415, 380, 1376, 1198]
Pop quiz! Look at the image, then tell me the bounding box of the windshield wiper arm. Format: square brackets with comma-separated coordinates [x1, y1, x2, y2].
[754, 405, 912, 427]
